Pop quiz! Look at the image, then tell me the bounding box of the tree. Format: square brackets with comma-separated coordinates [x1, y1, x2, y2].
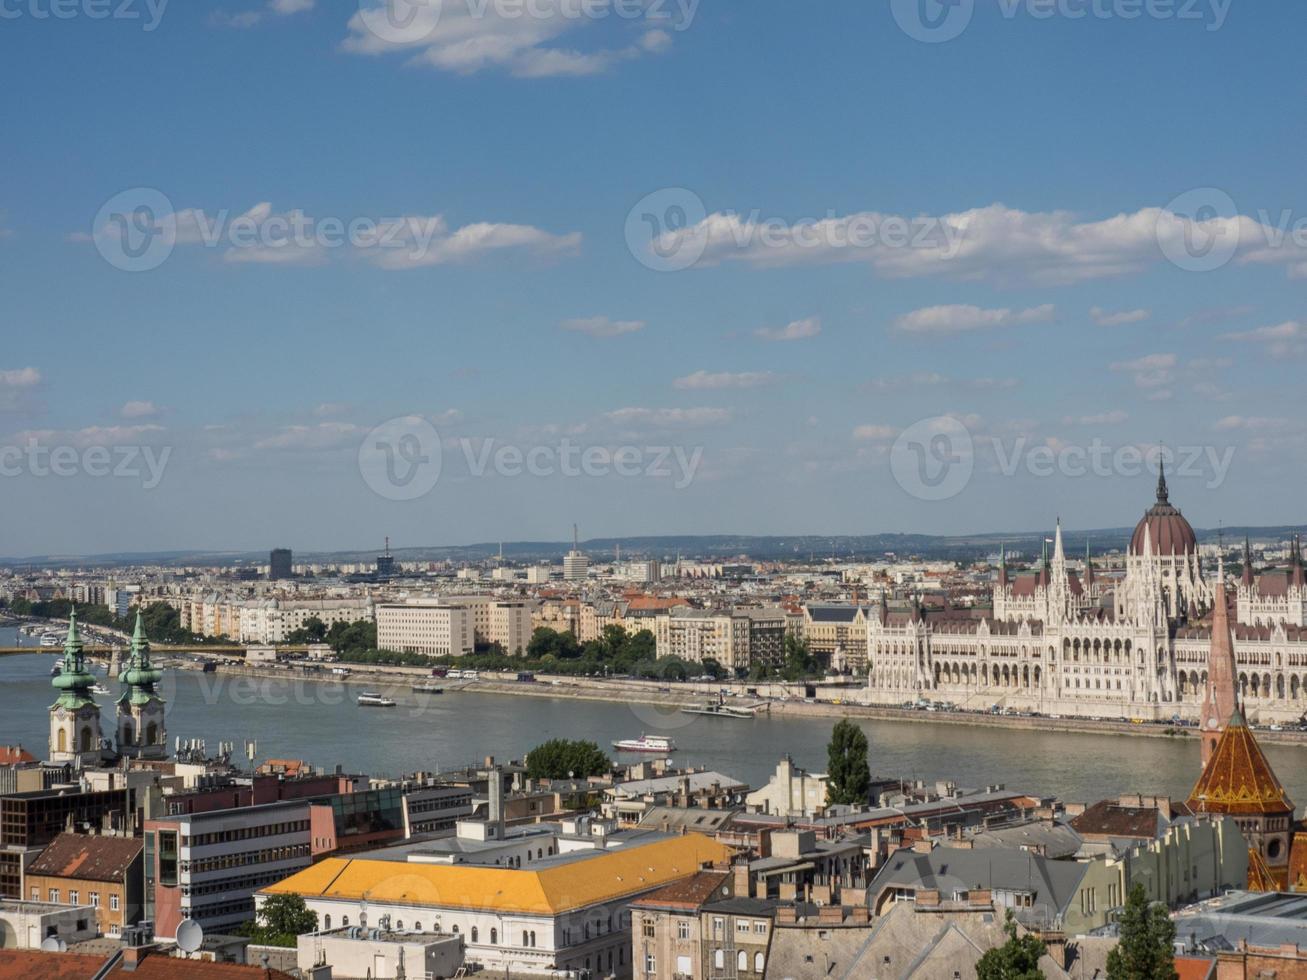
[1106, 884, 1178, 980]
[243, 893, 318, 947]
[977, 911, 1046, 980]
[781, 634, 820, 681]
[526, 739, 611, 780]
[825, 718, 871, 806]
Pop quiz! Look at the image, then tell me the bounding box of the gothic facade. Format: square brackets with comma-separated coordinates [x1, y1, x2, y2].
[866, 470, 1307, 722]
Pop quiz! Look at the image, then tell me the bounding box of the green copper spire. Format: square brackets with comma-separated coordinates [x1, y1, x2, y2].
[51, 608, 96, 709]
[118, 612, 163, 707]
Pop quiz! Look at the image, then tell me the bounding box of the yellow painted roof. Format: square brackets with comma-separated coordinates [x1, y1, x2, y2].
[262, 833, 734, 915]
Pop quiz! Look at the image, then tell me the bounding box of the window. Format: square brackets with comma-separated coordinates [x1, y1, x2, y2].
[738, 950, 748, 971]
[754, 921, 767, 935]
[676, 920, 690, 939]
[715, 949, 725, 969]
[323, 915, 331, 930]
[677, 955, 693, 974]
[737, 919, 751, 934]
[642, 919, 656, 938]
[755, 952, 765, 973]
[110, 895, 120, 912]
[49, 889, 59, 903]
[644, 953, 656, 975]
[69, 891, 79, 905]
[342, 916, 349, 927]
[90, 893, 100, 908]
[471, 927, 479, 943]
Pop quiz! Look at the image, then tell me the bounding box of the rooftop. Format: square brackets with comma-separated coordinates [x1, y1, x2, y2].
[27, 833, 143, 883]
[262, 832, 734, 915]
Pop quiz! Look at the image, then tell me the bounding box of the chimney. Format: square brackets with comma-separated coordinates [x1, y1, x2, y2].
[488, 766, 505, 839]
[121, 943, 157, 971]
[732, 864, 752, 900]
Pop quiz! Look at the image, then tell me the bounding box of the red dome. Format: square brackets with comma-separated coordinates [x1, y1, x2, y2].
[1130, 465, 1197, 556]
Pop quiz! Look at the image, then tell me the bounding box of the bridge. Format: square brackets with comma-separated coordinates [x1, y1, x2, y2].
[0, 645, 314, 658]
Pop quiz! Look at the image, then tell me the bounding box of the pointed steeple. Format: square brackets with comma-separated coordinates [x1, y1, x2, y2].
[1156, 457, 1169, 504]
[997, 544, 1009, 587]
[1052, 520, 1065, 564]
[1242, 536, 1255, 587]
[1292, 535, 1306, 589]
[118, 612, 163, 707]
[1084, 540, 1095, 587]
[51, 608, 96, 709]
[1198, 579, 1239, 767]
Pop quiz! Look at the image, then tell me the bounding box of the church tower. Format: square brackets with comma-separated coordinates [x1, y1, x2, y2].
[116, 612, 167, 760]
[49, 609, 104, 767]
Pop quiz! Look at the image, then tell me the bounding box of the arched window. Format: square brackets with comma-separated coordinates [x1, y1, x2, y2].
[57, 729, 67, 753]
[471, 927, 478, 943]
[341, 916, 349, 927]
[452, 925, 459, 934]
[323, 915, 331, 930]
[414, 923, 422, 932]
[395, 920, 403, 930]
[738, 950, 748, 970]
[755, 952, 765, 973]
[490, 927, 497, 944]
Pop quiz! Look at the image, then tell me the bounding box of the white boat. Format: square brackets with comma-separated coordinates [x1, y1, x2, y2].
[612, 734, 676, 753]
[91, 683, 111, 696]
[357, 692, 397, 708]
[39, 634, 61, 648]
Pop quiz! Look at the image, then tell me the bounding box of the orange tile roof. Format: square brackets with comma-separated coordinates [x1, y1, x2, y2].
[0, 745, 36, 765]
[262, 833, 734, 915]
[1174, 956, 1215, 980]
[630, 870, 728, 911]
[1288, 830, 1307, 893]
[1187, 709, 1295, 816]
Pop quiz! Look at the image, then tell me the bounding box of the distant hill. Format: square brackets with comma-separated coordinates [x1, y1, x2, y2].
[5, 524, 1306, 569]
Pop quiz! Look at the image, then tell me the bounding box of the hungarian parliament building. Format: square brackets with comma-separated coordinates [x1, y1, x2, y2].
[865, 469, 1307, 721]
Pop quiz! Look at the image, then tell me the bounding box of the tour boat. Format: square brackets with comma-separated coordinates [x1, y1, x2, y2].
[357, 692, 397, 708]
[412, 683, 444, 695]
[612, 734, 676, 753]
[91, 683, 111, 696]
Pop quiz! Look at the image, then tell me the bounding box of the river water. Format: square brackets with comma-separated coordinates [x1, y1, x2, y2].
[5, 626, 1306, 810]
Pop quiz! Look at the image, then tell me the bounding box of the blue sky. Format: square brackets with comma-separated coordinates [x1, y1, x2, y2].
[2, 0, 1305, 556]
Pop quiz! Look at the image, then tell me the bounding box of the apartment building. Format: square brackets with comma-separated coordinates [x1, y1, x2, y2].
[631, 869, 776, 980]
[238, 598, 374, 644]
[800, 605, 871, 673]
[24, 833, 143, 936]
[445, 597, 535, 655]
[145, 800, 316, 939]
[654, 608, 788, 673]
[375, 602, 475, 657]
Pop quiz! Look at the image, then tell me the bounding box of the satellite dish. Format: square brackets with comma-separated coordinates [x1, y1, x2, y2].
[176, 919, 204, 954]
[39, 937, 66, 953]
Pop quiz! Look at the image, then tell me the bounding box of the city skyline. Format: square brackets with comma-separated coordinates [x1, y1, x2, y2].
[4, 2, 1306, 554]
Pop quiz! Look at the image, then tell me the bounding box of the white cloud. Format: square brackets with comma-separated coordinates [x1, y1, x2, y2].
[120, 400, 160, 420]
[1090, 306, 1150, 326]
[647, 203, 1307, 285]
[894, 303, 1055, 334]
[673, 370, 778, 390]
[863, 372, 948, 391]
[211, 0, 314, 28]
[560, 316, 645, 338]
[12, 424, 165, 449]
[852, 424, 897, 441]
[253, 422, 365, 452]
[1220, 320, 1306, 357]
[604, 407, 733, 428]
[1062, 410, 1129, 425]
[78, 202, 580, 270]
[0, 367, 41, 389]
[1213, 416, 1292, 432]
[1110, 352, 1177, 390]
[343, 0, 676, 79]
[754, 317, 821, 342]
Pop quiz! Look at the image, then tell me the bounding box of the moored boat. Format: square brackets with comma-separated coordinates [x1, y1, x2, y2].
[358, 691, 397, 707]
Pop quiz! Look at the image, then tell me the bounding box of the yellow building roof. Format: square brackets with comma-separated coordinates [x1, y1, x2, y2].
[262, 833, 734, 915]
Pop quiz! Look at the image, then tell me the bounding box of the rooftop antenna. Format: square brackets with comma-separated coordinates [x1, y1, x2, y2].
[573, 523, 580, 551]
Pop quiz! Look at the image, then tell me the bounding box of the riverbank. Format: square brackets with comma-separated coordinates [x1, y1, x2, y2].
[129, 653, 1307, 748]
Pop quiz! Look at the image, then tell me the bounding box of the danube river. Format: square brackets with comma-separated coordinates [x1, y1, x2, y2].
[5, 626, 1306, 810]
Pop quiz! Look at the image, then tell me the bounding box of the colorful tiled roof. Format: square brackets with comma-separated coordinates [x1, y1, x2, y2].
[261, 833, 734, 914]
[1187, 709, 1295, 816]
[0, 950, 294, 979]
[0, 745, 36, 765]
